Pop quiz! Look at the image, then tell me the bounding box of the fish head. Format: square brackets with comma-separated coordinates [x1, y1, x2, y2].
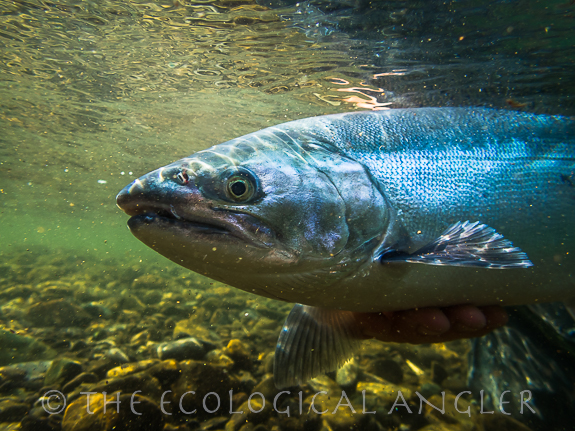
[116, 129, 389, 300]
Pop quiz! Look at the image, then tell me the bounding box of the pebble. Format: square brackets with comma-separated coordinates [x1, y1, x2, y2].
[26, 299, 92, 327]
[62, 392, 164, 431]
[367, 358, 404, 384]
[172, 360, 239, 419]
[157, 337, 206, 361]
[0, 361, 51, 391]
[105, 347, 130, 363]
[21, 405, 62, 431]
[0, 329, 57, 366]
[44, 358, 83, 386]
[0, 398, 29, 422]
[357, 381, 414, 404]
[61, 372, 99, 393]
[1, 250, 518, 431]
[106, 359, 159, 378]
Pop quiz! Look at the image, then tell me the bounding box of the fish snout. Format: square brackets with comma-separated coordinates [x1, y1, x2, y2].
[116, 165, 201, 216]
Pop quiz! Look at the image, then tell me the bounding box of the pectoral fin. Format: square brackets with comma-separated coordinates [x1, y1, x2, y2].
[379, 221, 533, 269]
[274, 304, 362, 389]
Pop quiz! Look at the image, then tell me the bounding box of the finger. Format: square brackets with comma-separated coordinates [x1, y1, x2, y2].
[416, 306, 509, 343]
[354, 307, 451, 343]
[354, 311, 393, 339]
[354, 305, 509, 345]
[391, 307, 451, 337]
[443, 305, 487, 332]
[479, 305, 509, 329]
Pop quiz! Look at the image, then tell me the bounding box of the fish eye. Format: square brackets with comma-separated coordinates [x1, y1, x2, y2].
[226, 175, 254, 202]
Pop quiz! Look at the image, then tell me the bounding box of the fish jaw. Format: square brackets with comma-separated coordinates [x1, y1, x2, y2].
[116, 161, 295, 276]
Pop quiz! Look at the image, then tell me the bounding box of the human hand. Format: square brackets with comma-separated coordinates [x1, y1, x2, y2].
[354, 305, 508, 344]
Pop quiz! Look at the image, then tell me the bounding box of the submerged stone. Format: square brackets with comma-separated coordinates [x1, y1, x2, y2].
[0, 398, 29, 422]
[357, 381, 414, 404]
[157, 337, 206, 361]
[62, 392, 164, 431]
[0, 329, 57, 366]
[61, 372, 99, 394]
[27, 299, 92, 327]
[44, 358, 83, 386]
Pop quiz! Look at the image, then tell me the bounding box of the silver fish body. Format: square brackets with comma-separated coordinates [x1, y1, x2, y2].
[117, 107, 575, 387]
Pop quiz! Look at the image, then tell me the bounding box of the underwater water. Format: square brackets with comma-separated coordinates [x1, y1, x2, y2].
[0, 0, 574, 430]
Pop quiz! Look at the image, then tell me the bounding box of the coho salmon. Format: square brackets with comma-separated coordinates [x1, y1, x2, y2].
[116, 108, 575, 388]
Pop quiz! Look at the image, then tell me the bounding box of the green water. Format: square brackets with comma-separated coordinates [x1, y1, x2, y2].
[1, 1, 574, 430]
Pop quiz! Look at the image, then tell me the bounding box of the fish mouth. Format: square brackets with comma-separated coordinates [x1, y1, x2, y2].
[128, 211, 231, 235]
[119, 198, 273, 249]
[122, 203, 232, 236]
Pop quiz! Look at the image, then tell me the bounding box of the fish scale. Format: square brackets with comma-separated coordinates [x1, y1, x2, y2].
[276, 109, 575, 251]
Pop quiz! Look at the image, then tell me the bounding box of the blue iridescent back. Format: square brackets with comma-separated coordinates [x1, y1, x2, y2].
[288, 108, 575, 256]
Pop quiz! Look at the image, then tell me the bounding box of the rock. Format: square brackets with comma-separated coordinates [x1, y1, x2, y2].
[431, 362, 448, 386]
[0, 361, 51, 391]
[423, 393, 477, 431]
[142, 290, 163, 305]
[81, 302, 113, 319]
[106, 360, 159, 379]
[157, 337, 206, 361]
[70, 340, 89, 352]
[253, 307, 286, 321]
[252, 375, 277, 400]
[44, 358, 83, 386]
[482, 413, 533, 431]
[236, 371, 257, 391]
[0, 421, 22, 431]
[91, 371, 163, 402]
[147, 359, 181, 387]
[325, 396, 368, 431]
[417, 425, 461, 431]
[357, 381, 413, 404]
[225, 396, 273, 431]
[0, 328, 57, 366]
[87, 357, 133, 379]
[173, 318, 221, 343]
[27, 299, 92, 327]
[209, 309, 231, 325]
[132, 274, 167, 290]
[172, 360, 240, 419]
[262, 352, 275, 374]
[129, 330, 150, 346]
[21, 405, 62, 431]
[441, 375, 468, 394]
[308, 375, 341, 394]
[205, 349, 234, 369]
[115, 294, 146, 312]
[105, 348, 130, 363]
[41, 284, 73, 300]
[0, 398, 29, 422]
[0, 285, 33, 300]
[251, 317, 279, 333]
[366, 358, 404, 385]
[62, 392, 164, 431]
[62, 372, 99, 393]
[200, 416, 228, 430]
[225, 339, 252, 370]
[419, 382, 442, 400]
[161, 305, 193, 320]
